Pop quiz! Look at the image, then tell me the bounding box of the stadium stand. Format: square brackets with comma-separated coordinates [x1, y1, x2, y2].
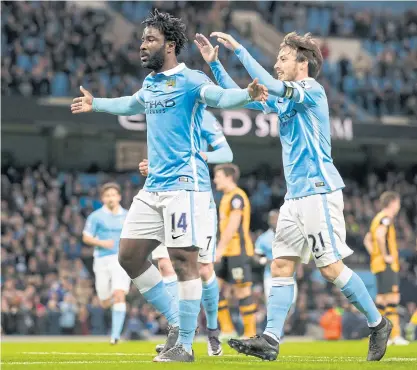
[3, 1, 416, 118]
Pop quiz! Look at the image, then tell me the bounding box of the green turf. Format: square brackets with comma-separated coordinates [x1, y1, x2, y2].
[1, 341, 417, 370]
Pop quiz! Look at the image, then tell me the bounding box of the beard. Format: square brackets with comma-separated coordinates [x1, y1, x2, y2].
[141, 46, 165, 71]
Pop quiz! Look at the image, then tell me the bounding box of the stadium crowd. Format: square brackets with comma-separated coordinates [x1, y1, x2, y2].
[2, 163, 416, 338]
[255, 1, 417, 117]
[2, 1, 416, 118]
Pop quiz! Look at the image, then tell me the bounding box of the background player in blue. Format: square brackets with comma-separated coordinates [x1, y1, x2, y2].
[195, 32, 391, 361]
[141, 110, 232, 356]
[82, 183, 130, 345]
[71, 10, 267, 363]
[255, 209, 279, 300]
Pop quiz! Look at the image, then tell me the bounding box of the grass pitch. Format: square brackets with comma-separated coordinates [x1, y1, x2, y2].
[1, 340, 417, 370]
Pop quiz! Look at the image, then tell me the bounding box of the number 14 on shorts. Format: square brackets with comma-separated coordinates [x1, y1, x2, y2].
[171, 212, 187, 237]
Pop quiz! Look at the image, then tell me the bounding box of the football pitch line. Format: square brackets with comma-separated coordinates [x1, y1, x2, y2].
[1, 352, 415, 365]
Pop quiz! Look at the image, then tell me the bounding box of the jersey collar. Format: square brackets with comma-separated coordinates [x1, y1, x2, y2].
[102, 205, 123, 215]
[156, 63, 186, 76]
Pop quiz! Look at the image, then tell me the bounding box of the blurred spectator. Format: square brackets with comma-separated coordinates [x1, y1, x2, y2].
[342, 305, 369, 340]
[125, 307, 148, 340]
[59, 294, 78, 335]
[1, 162, 416, 336]
[88, 296, 106, 335]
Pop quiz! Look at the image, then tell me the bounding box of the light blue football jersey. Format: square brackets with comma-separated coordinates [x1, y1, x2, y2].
[136, 63, 214, 193]
[200, 110, 226, 210]
[83, 206, 127, 258]
[262, 78, 345, 199]
[255, 229, 274, 279]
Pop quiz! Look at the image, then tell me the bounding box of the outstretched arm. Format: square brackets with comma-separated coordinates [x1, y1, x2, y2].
[71, 86, 145, 116]
[209, 60, 278, 113]
[93, 95, 145, 116]
[200, 78, 268, 109]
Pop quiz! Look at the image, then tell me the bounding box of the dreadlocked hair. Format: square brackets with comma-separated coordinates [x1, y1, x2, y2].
[142, 9, 188, 56]
[281, 32, 323, 78]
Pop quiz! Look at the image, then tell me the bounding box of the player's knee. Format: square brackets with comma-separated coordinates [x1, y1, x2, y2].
[376, 294, 387, 306]
[112, 290, 126, 303]
[271, 258, 295, 277]
[118, 239, 132, 269]
[234, 284, 251, 300]
[158, 258, 175, 277]
[387, 293, 400, 305]
[171, 257, 198, 281]
[100, 298, 112, 309]
[199, 263, 214, 282]
[319, 260, 345, 282]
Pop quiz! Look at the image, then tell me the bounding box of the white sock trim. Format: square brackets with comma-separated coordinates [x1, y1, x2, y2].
[163, 275, 178, 284]
[132, 264, 162, 294]
[333, 266, 353, 289]
[368, 315, 382, 328]
[263, 331, 280, 343]
[113, 302, 126, 311]
[179, 278, 202, 300]
[271, 276, 295, 287]
[202, 272, 216, 286]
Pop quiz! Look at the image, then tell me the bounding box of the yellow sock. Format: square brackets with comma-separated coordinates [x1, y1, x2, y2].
[410, 310, 417, 326]
[239, 297, 257, 338]
[218, 299, 235, 334]
[386, 304, 400, 338]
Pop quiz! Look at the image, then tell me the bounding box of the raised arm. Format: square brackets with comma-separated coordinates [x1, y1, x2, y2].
[194, 33, 277, 112]
[71, 86, 145, 116]
[211, 32, 302, 102]
[210, 60, 278, 113]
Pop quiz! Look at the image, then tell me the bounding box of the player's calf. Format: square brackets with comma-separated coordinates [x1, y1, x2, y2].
[200, 263, 222, 355]
[122, 238, 180, 344]
[111, 290, 127, 344]
[166, 247, 201, 355]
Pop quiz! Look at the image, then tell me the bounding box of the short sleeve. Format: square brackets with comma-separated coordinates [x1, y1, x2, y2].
[380, 217, 391, 226]
[187, 70, 215, 103]
[201, 111, 225, 148]
[230, 194, 244, 211]
[83, 213, 98, 237]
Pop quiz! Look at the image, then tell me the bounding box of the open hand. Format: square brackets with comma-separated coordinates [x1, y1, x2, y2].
[139, 159, 149, 177]
[71, 86, 93, 114]
[247, 78, 268, 102]
[210, 32, 241, 51]
[194, 33, 219, 63]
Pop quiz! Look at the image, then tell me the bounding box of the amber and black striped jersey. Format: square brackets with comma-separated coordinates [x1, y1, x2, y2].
[369, 211, 399, 274]
[219, 187, 253, 257]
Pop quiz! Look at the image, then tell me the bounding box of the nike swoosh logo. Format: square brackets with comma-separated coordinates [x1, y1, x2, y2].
[315, 253, 325, 259]
[172, 234, 185, 240]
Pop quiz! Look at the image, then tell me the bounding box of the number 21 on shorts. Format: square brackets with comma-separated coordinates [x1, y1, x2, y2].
[308, 232, 326, 259]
